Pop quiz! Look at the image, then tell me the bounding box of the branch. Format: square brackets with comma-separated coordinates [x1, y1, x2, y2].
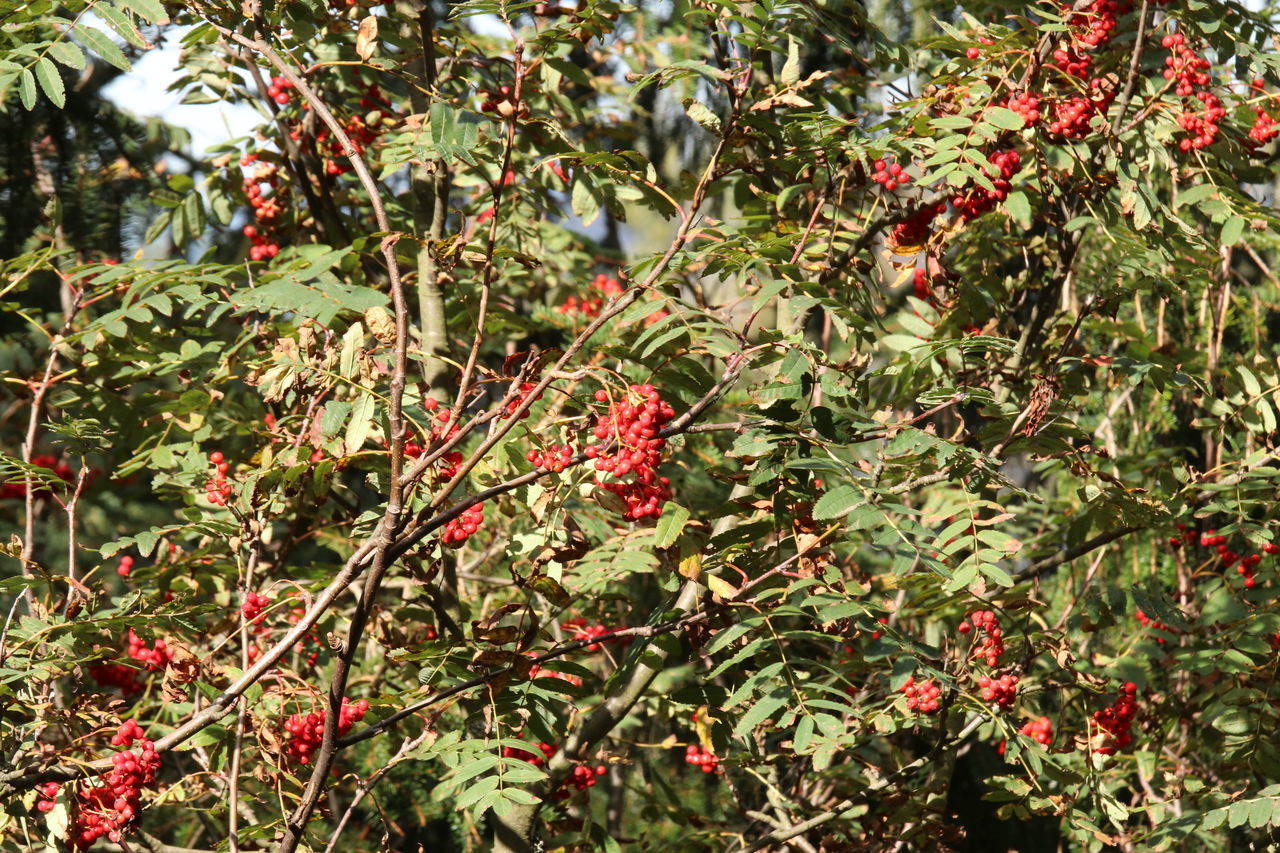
[1014, 526, 1144, 583]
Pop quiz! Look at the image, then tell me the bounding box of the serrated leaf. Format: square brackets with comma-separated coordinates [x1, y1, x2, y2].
[653, 504, 690, 548]
[344, 392, 377, 455]
[117, 0, 167, 23]
[18, 68, 36, 110]
[48, 40, 85, 70]
[1004, 191, 1032, 227]
[35, 58, 65, 108]
[813, 485, 861, 520]
[984, 106, 1025, 130]
[683, 99, 721, 133]
[1221, 216, 1245, 247]
[94, 6, 147, 47]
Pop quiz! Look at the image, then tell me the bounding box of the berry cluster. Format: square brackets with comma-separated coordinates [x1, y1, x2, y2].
[308, 85, 389, 176]
[1050, 0, 1119, 79]
[89, 630, 173, 696]
[911, 268, 935, 305]
[281, 697, 369, 765]
[242, 592, 271, 626]
[34, 781, 60, 813]
[958, 609, 1004, 667]
[204, 450, 233, 505]
[888, 202, 946, 251]
[503, 739, 557, 767]
[1196, 527, 1276, 589]
[998, 715, 1053, 755]
[1018, 715, 1053, 746]
[265, 74, 293, 106]
[557, 273, 624, 319]
[411, 399, 464, 480]
[586, 384, 676, 520]
[527, 654, 584, 686]
[684, 744, 723, 774]
[977, 673, 1019, 708]
[565, 763, 608, 792]
[1047, 90, 1113, 140]
[965, 36, 994, 60]
[441, 503, 485, 547]
[70, 723, 160, 849]
[1248, 78, 1280, 145]
[116, 554, 135, 578]
[563, 618, 630, 652]
[1091, 682, 1138, 755]
[527, 444, 575, 472]
[1006, 91, 1041, 125]
[1161, 32, 1224, 152]
[240, 154, 284, 261]
[503, 380, 543, 419]
[503, 738, 607, 798]
[1135, 608, 1177, 643]
[871, 157, 911, 192]
[951, 149, 1020, 221]
[901, 676, 942, 714]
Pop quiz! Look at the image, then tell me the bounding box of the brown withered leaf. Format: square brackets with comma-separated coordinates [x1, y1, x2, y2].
[527, 574, 571, 607]
[166, 643, 202, 685]
[471, 624, 520, 645]
[1020, 373, 1061, 437]
[356, 16, 379, 61]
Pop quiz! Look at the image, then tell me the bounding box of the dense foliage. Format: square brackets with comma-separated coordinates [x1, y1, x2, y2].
[5, 0, 1280, 850]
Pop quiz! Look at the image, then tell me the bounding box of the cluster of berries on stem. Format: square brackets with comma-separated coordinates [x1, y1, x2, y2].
[69, 721, 160, 849]
[684, 744, 723, 774]
[527, 443, 575, 473]
[441, 503, 485, 548]
[1161, 32, 1224, 151]
[998, 715, 1053, 755]
[240, 154, 284, 261]
[304, 85, 390, 176]
[204, 450, 233, 505]
[977, 673, 1019, 709]
[951, 149, 1020, 221]
[407, 399, 464, 481]
[281, 697, 369, 765]
[563, 618, 631, 652]
[1090, 682, 1138, 755]
[958, 609, 1004, 667]
[1248, 78, 1279, 145]
[586, 384, 676, 520]
[1135, 608, 1178, 643]
[89, 630, 173, 695]
[871, 157, 911, 192]
[901, 676, 942, 714]
[265, 74, 293, 106]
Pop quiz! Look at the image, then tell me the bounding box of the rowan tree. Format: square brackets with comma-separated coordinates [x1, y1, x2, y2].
[4, 0, 1280, 850]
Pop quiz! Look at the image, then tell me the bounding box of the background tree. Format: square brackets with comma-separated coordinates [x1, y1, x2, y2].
[4, 0, 1280, 851]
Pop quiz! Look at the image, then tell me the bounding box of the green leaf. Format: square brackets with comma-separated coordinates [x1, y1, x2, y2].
[117, 0, 168, 23]
[47, 40, 86, 70]
[94, 6, 147, 48]
[18, 68, 35, 110]
[813, 485, 862, 520]
[344, 392, 377, 455]
[1221, 216, 1245, 247]
[1004, 191, 1032, 228]
[984, 106, 1025, 130]
[653, 504, 690, 548]
[35, 58, 64, 108]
